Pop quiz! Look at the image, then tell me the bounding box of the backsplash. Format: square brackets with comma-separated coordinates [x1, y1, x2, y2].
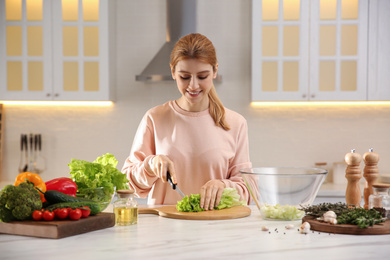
[1, 1, 390, 183]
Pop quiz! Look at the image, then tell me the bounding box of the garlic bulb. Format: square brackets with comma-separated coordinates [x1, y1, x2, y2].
[261, 225, 269, 231]
[323, 211, 337, 223]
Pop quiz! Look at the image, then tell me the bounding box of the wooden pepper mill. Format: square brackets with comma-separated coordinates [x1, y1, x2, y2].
[363, 148, 380, 209]
[345, 149, 362, 207]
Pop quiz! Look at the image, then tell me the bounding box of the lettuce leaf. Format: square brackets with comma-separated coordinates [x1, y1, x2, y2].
[68, 153, 129, 202]
[176, 188, 246, 212]
[260, 204, 305, 220]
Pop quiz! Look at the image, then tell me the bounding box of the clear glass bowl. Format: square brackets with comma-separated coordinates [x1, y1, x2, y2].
[76, 187, 115, 212]
[240, 167, 327, 220]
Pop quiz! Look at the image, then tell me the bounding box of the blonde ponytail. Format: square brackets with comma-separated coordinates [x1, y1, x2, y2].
[208, 86, 230, 131]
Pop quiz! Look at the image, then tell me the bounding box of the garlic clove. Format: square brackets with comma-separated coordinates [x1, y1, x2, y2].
[300, 222, 311, 234]
[285, 224, 295, 230]
[261, 225, 269, 231]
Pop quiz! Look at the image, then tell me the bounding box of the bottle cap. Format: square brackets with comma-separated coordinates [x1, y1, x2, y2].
[117, 189, 135, 195]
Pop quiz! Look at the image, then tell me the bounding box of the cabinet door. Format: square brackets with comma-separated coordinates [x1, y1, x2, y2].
[367, 0, 390, 101]
[252, 0, 310, 101]
[0, 0, 53, 100]
[51, 0, 110, 101]
[0, 0, 111, 101]
[309, 0, 368, 101]
[252, 0, 369, 102]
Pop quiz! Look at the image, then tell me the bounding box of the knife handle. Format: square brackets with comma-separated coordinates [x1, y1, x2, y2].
[167, 171, 176, 190]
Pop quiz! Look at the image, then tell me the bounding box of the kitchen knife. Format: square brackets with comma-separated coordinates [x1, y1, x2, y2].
[167, 171, 185, 198]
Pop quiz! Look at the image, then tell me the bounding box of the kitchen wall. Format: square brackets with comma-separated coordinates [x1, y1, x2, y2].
[1, 0, 390, 183]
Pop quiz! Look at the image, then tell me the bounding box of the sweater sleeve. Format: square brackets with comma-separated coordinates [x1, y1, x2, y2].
[121, 114, 159, 198]
[220, 119, 253, 204]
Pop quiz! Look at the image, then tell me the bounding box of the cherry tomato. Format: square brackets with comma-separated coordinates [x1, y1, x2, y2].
[55, 208, 69, 219]
[32, 210, 43, 221]
[80, 206, 91, 218]
[69, 208, 82, 220]
[42, 210, 55, 221]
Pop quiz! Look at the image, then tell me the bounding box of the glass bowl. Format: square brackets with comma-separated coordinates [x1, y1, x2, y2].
[240, 167, 327, 220]
[76, 187, 115, 212]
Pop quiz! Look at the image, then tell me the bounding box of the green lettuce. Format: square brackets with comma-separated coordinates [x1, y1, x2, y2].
[176, 188, 246, 212]
[260, 204, 305, 220]
[68, 153, 129, 202]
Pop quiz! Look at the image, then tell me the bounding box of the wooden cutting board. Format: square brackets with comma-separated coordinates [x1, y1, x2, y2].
[139, 205, 251, 220]
[302, 216, 390, 235]
[0, 213, 115, 239]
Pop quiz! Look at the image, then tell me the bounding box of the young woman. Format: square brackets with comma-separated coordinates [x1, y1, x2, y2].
[122, 33, 252, 210]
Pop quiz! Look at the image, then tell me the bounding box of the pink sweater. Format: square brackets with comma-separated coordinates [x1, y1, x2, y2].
[121, 100, 252, 205]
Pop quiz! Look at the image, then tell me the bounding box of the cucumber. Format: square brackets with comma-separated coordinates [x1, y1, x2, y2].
[45, 201, 102, 215]
[43, 190, 96, 204]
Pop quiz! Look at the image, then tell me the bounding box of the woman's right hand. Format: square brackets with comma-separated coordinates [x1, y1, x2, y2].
[148, 155, 177, 184]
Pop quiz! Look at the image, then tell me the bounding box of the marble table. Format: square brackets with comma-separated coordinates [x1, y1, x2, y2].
[1, 205, 389, 260]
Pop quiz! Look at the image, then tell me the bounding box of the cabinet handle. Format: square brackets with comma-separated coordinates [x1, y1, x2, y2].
[54, 93, 59, 97]
[46, 93, 51, 97]
[302, 94, 306, 98]
[311, 94, 315, 98]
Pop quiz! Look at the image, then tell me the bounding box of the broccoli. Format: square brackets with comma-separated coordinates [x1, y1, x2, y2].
[0, 182, 42, 222]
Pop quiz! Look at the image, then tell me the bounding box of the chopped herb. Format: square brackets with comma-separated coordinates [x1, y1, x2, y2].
[337, 208, 385, 228]
[300, 202, 350, 218]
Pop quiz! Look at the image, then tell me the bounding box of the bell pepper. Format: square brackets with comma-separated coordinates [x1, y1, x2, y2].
[45, 177, 77, 197]
[14, 172, 46, 202]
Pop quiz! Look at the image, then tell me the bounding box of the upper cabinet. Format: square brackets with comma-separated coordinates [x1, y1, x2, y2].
[252, 0, 390, 101]
[0, 0, 115, 101]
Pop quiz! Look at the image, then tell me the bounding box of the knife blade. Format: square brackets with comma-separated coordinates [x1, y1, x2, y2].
[167, 171, 185, 198]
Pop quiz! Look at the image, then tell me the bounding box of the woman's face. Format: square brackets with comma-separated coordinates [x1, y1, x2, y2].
[172, 58, 218, 112]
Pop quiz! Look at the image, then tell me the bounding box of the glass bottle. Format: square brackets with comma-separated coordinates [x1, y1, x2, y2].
[113, 189, 138, 226]
[368, 183, 390, 219]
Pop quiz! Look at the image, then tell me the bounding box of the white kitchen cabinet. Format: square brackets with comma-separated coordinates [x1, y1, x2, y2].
[252, 0, 388, 102]
[367, 0, 390, 101]
[0, 0, 115, 101]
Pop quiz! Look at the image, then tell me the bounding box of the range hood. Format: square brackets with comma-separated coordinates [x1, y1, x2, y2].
[136, 0, 222, 82]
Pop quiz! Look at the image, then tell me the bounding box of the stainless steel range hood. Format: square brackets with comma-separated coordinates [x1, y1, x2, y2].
[136, 0, 221, 82]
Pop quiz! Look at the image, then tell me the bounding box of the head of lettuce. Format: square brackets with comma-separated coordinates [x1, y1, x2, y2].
[68, 153, 130, 205]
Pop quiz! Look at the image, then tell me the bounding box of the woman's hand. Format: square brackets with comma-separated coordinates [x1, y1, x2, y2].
[148, 155, 177, 184]
[200, 180, 226, 210]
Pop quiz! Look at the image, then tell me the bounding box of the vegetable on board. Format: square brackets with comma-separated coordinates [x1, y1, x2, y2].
[337, 208, 385, 228]
[0, 182, 43, 222]
[176, 188, 246, 212]
[45, 177, 77, 197]
[14, 172, 46, 202]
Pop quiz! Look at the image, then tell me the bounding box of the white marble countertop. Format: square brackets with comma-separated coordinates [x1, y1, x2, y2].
[1, 205, 390, 260]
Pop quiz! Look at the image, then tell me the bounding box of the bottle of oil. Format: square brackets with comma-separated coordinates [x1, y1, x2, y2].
[113, 189, 138, 226]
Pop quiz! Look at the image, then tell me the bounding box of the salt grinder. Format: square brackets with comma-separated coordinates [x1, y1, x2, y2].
[363, 148, 379, 209]
[345, 149, 362, 207]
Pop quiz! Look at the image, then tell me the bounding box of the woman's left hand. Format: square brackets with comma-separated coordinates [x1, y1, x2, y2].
[200, 180, 225, 211]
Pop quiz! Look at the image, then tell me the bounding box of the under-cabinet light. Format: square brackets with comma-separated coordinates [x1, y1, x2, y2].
[251, 101, 390, 107]
[0, 101, 113, 106]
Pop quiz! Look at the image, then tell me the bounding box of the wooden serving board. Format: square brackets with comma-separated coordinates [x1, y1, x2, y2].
[0, 213, 115, 239]
[139, 205, 251, 220]
[302, 216, 390, 235]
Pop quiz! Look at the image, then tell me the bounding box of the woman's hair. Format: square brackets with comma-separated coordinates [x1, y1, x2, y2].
[170, 33, 230, 131]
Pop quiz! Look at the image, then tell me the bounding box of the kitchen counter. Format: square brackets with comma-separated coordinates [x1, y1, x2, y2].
[1, 205, 389, 260]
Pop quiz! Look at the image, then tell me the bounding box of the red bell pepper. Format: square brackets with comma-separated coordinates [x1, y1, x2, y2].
[45, 177, 77, 197]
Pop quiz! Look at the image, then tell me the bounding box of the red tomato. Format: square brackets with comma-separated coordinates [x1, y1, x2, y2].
[69, 209, 82, 220]
[32, 210, 43, 221]
[55, 208, 69, 219]
[80, 206, 91, 218]
[42, 210, 55, 221]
